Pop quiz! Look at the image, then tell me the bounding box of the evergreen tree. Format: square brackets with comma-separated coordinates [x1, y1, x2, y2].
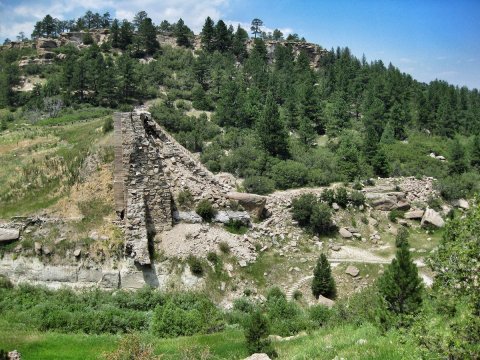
[257, 92, 288, 158]
[250, 18, 263, 38]
[133, 10, 148, 30]
[312, 253, 336, 299]
[232, 25, 249, 62]
[448, 137, 469, 175]
[201, 17, 215, 52]
[372, 146, 391, 178]
[244, 310, 274, 356]
[119, 20, 133, 50]
[380, 121, 395, 144]
[174, 18, 193, 48]
[138, 17, 159, 55]
[110, 19, 120, 48]
[214, 20, 232, 52]
[117, 53, 136, 102]
[470, 135, 480, 169]
[378, 238, 423, 315]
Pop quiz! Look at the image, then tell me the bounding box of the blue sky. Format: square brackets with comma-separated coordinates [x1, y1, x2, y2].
[1, 0, 479, 89]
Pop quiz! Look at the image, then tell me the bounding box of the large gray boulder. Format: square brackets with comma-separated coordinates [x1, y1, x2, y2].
[0, 228, 19, 243]
[214, 211, 250, 225]
[227, 192, 267, 218]
[173, 211, 203, 223]
[421, 208, 445, 228]
[339, 227, 353, 238]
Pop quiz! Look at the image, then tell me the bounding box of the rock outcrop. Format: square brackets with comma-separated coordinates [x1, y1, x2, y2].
[227, 192, 267, 218]
[0, 228, 20, 243]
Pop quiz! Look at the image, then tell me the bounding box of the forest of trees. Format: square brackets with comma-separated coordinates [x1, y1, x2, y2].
[1, 12, 480, 199]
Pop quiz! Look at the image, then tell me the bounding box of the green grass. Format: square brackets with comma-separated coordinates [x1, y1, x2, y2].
[37, 108, 112, 126]
[0, 118, 106, 217]
[0, 321, 425, 360]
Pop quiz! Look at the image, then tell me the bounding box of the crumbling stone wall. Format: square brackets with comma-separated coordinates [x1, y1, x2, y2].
[114, 112, 173, 265]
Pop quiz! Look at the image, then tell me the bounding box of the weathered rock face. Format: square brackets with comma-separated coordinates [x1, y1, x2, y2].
[0, 228, 19, 243]
[58, 29, 110, 46]
[421, 208, 445, 228]
[339, 227, 353, 238]
[227, 192, 267, 218]
[345, 265, 360, 277]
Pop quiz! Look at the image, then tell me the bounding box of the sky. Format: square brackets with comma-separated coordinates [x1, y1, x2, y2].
[1, 0, 479, 89]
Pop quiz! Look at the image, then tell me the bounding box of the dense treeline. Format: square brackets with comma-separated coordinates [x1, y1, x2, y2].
[2, 12, 480, 198]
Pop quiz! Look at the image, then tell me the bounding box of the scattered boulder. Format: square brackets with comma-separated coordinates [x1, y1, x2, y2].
[317, 295, 335, 308]
[453, 199, 469, 210]
[73, 248, 82, 257]
[345, 265, 360, 277]
[339, 227, 353, 238]
[8, 350, 21, 360]
[214, 211, 250, 225]
[394, 200, 411, 211]
[0, 228, 20, 243]
[34, 242, 42, 255]
[404, 210, 424, 220]
[227, 192, 267, 218]
[421, 208, 445, 228]
[173, 211, 203, 223]
[332, 202, 340, 211]
[243, 354, 271, 360]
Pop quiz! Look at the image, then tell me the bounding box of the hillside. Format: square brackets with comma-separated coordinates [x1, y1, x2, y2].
[0, 11, 479, 360]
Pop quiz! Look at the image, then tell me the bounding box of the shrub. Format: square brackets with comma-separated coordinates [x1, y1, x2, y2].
[102, 333, 158, 360]
[349, 190, 365, 207]
[426, 196, 443, 211]
[102, 116, 113, 133]
[151, 300, 203, 338]
[0, 275, 12, 289]
[82, 32, 94, 45]
[293, 290, 303, 300]
[437, 172, 480, 201]
[187, 255, 203, 276]
[224, 219, 248, 235]
[177, 190, 193, 209]
[291, 194, 318, 227]
[270, 160, 308, 189]
[335, 187, 349, 208]
[206, 252, 219, 264]
[218, 241, 230, 254]
[195, 199, 217, 222]
[309, 305, 331, 328]
[320, 189, 335, 205]
[388, 209, 405, 223]
[244, 310, 277, 358]
[243, 176, 275, 195]
[310, 203, 334, 235]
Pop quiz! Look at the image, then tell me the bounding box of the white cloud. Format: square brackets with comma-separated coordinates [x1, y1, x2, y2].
[0, 0, 229, 40]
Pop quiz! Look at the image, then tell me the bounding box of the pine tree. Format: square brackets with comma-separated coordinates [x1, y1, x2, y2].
[119, 20, 133, 50]
[448, 137, 469, 175]
[372, 146, 391, 177]
[214, 20, 232, 52]
[244, 310, 274, 356]
[232, 25, 249, 62]
[378, 238, 423, 315]
[257, 92, 288, 158]
[174, 18, 193, 48]
[471, 135, 480, 169]
[110, 19, 120, 48]
[138, 17, 159, 55]
[201, 17, 215, 52]
[312, 253, 336, 299]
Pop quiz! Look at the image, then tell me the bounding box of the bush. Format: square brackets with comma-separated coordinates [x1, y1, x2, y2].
[187, 255, 204, 276]
[335, 187, 349, 208]
[195, 199, 217, 222]
[82, 32, 94, 45]
[177, 190, 193, 209]
[312, 253, 336, 299]
[0, 275, 12, 289]
[243, 176, 275, 195]
[206, 252, 219, 264]
[270, 160, 308, 189]
[102, 333, 158, 360]
[389, 209, 405, 223]
[291, 194, 318, 227]
[309, 305, 331, 328]
[224, 219, 248, 235]
[244, 310, 277, 358]
[320, 189, 335, 205]
[349, 190, 365, 207]
[426, 195, 443, 211]
[102, 116, 113, 133]
[218, 241, 230, 254]
[310, 203, 334, 235]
